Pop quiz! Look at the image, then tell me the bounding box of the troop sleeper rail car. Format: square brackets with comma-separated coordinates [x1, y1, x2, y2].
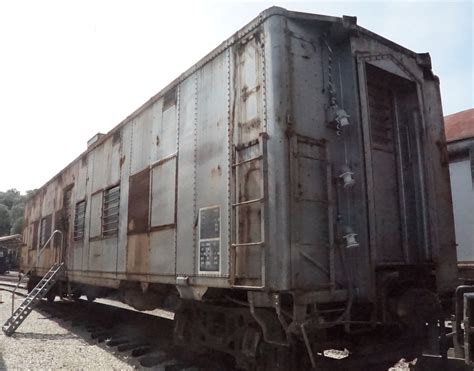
[18, 7, 459, 369]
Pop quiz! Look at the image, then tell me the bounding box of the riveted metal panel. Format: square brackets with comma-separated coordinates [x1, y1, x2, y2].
[195, 51, 230, 277]
[176, 74, 198, 276]
[151, 157, 176, 227]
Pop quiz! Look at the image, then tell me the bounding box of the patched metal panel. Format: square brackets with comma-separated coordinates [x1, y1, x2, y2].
[89, 192, 102, 238]
[109, 132, 122, 186]
[75, 156, 88, 202]
[151, 157, 176, 227]
[82, 150, 95, 271]
[150, 229, 175, 275]
[117, 123, 132, 273]
[40, 186, 55, 217]
[128, 168, 150, 234]
[127, 233, 149, 274]
[151, 98, 177, 163]
[287, 20, 326, 138]
[292, 137, 330, 288]
[131, 107, 153, 174]
[89, 237, 117, 273]
[91, 137, 122, 193]
[176, 75, 197, 276]
[91, 144, 106, 193]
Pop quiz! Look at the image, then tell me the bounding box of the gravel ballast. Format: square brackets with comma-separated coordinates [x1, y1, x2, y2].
[0, 291, 134, 370]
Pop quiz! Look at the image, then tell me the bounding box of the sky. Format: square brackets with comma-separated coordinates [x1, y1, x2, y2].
[0, 0, 472, 193]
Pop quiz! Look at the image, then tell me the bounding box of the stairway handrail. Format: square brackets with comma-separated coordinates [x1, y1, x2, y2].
[11, 229, 64, 315]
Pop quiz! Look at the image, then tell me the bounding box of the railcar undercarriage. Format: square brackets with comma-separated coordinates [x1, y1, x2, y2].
[35, 270, 446, 370]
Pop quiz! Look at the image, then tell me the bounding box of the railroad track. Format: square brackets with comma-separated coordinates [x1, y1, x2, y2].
[33, 299, 236, 370]
[0, 280, 235, 369]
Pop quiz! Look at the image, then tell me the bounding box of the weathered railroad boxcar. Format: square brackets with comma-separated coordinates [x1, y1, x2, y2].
[16, 7, 457, 369]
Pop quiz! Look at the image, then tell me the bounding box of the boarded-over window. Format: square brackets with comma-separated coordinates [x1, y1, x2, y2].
[73, 201, 86, 242]
[128, 169, 150, 234]
[102, 185, 120, 236]
[39, 214, 52, 248]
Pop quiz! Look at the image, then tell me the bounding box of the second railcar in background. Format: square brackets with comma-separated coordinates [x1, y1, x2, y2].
[20, 7, 457, 369]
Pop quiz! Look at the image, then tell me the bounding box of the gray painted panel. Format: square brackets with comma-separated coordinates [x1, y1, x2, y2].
[450, 159, 474, 261]
[150, 229, 175, 275]
[151, 99, 177, 162]
[89, 192, 102, 238]
[195, 53, 229, 277]
[176, 75, 197, 276]
[151, 157, 176, 227]
[89, 238, 117, 273]
[117, 123, 132, 273]
[131, 108, 153, 175]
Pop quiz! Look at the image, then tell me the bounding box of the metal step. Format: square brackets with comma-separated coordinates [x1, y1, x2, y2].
[2, 262, 66, 336]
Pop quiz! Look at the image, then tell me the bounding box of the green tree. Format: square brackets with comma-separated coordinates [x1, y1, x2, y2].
[0, 204, 11, 236]
[9, 204, 24, 222]
[0, 189, 22, 209]
[10, 217, 24, 235]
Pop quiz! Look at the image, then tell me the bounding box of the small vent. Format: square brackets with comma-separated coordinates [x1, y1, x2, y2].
[39, 215, 52, 247]
[73, 201, 86, 242]
[102, 185, 120, 236]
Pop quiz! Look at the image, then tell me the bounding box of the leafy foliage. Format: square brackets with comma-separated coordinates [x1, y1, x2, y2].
[0, 189, 35, 237]
[0, 204, 11, 236]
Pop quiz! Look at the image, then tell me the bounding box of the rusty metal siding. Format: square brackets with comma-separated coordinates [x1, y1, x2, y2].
[19, 8, 456, 299]
[89, 192, 102, 238]
[89, 237, 117, 273]
[128, 168, 150, 234]
[195, 51, 230, 276]
[117, 123, 132, 273]
[131, 107, 153, 175]
[176, 74, 198, 276]
[150, 229, 175, 275]
[151, 99, 177, 163]
[150, 157, 176, 227]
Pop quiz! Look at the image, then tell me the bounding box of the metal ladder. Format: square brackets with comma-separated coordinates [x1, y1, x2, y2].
[2, 262, 66, 336]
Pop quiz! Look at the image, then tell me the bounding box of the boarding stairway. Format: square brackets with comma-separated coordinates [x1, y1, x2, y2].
[2, 229, 65, 337]
[2, 262, 66, 336]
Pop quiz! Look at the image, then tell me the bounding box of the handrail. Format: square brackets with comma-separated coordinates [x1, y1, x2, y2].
[11, 229, 64, 315]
